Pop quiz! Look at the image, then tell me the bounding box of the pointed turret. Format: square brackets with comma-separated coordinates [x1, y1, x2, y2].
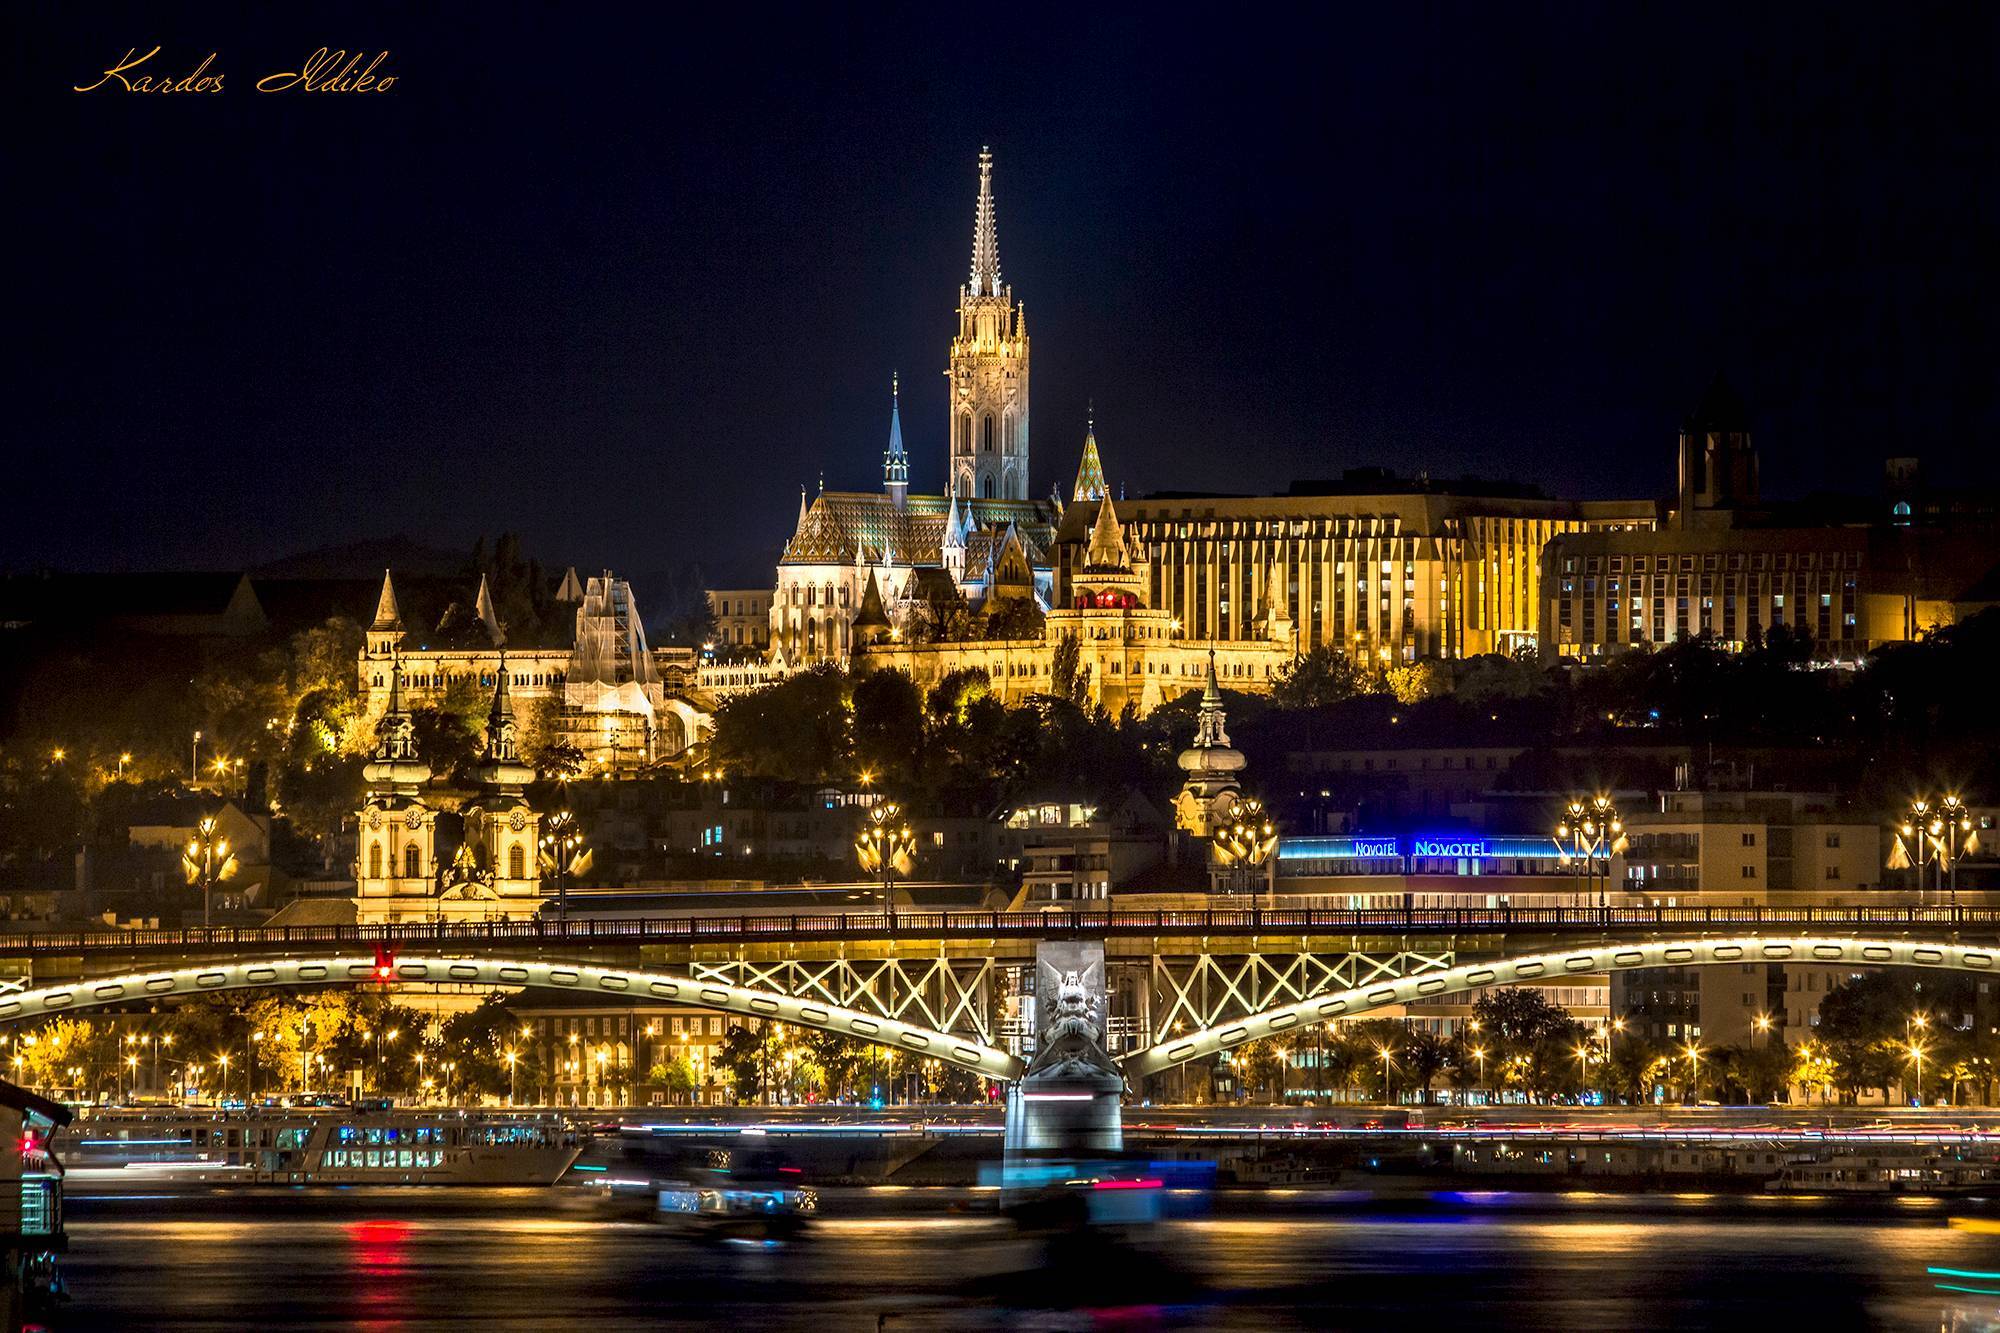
[555, 566, 584, 603]
[1084, 497, 1130, 571]
[371, 569, 403, 631]
[474, 573, 504, 646]
[884, 372, 909, 510]
[943, 484, 968, 584]
[364, 655, 432, 795]
[367, 569, 407, 656]
[1195, 651, 1230, 748]
[852, 564, 892, 640]
[473, 653, 534, 793]
[1073, 407, 1108, 503]
[969, 146, 1001, 297]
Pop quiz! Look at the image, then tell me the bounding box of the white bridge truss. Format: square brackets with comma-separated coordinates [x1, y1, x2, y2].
[690, 956, 999, 1044]
[1124, 935, 2000, 1078]
[0, 956, 1023, 1081]
[1139, 948, 1457, 1041]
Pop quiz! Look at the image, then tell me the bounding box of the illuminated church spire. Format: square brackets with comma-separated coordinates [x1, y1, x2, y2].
[969, 147, 1001, 297]
[883, 371, 908, 509]
[950, 148, 1030, 502]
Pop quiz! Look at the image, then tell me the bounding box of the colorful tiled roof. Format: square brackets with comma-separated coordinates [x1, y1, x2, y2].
[782, 491, 1056, 569]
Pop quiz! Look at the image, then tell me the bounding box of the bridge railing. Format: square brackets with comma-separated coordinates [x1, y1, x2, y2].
[0, 904, 1993, 957]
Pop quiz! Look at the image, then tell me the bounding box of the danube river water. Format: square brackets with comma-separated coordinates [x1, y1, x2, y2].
[47, 1188, 2000, 1330]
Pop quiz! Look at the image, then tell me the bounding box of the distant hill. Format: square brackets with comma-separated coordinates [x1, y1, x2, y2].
[252, 535, 469, 580]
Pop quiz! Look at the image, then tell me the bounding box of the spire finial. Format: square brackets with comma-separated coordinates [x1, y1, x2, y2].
[969, 147, 1001, 296]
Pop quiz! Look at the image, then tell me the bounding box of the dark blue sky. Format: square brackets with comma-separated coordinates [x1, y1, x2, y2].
[12, 3, 1996, 585]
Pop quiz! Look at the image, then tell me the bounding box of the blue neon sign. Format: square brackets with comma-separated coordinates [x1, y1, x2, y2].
[1279, 834, 1563, 862]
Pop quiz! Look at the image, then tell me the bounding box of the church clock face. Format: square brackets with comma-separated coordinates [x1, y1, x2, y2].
[404, 808, 424, 830]
[366, 810, 381, 830]
[509, 810, 528, 832]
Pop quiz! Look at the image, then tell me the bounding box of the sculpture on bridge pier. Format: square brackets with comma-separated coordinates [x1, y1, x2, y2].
[1005, 942, 1123, 1160]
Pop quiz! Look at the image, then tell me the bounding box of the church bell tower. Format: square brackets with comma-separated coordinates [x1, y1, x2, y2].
[948, 148, 1030, 502]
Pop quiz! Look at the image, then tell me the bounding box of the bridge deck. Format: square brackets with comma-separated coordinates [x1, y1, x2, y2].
[0, 905, 1992, 960]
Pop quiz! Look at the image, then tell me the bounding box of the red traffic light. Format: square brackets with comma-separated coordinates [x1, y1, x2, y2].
[373, 945, 397, 982]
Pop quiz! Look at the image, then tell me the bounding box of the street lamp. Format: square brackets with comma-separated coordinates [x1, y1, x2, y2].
[182, 814, 239, 928]
[854, 799, 915, 911]
[1937, 794, 1976, 907]
[1555, 794, 1623, 908]
[538, 809, 589, 925]
[1212, 795, 1280, 898]
[505, 1049, 519, 1106]
[1907, 1041, 1928, 1107]
[1683, 1042, 1703, 1104]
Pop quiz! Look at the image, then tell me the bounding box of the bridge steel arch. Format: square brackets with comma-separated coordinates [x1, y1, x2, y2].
[1122, 935, 2000, 1079]
[0, 956, 1023, 1082]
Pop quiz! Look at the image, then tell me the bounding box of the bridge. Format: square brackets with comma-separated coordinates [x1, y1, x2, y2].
[0, 904, 1991, 959]
[0, 906, 1993, 1081]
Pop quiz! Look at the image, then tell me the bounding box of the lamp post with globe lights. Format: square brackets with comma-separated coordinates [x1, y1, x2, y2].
[854, 799, 915, 913]
[538, 808, 589, 925]
[1555, 794, 1623, 908]
[1211, 795, 1279, 898]
[182, 814, 239, 928]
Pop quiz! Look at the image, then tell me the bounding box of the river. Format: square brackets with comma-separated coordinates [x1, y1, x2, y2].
[46, 1187, 2000, 1330]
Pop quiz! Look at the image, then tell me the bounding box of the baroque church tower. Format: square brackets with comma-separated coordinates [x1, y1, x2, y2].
[949, 148, 1030, 501]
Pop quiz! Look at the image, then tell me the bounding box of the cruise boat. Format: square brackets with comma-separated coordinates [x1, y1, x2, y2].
[55, 1106, 585, 1186]
[1775, 1151, 2000, 1196]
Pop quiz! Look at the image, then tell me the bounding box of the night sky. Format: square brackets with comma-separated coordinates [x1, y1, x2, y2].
[13, 3, 1997, 586]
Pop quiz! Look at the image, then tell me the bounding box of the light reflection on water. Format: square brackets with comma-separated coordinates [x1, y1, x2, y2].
[49, 1189, 2000, 1331]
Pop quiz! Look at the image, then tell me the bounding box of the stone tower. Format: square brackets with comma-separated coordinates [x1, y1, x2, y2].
[356, 656, 436, 915]
[948, 148, 1030, 502]
[462, 655, 542, 910]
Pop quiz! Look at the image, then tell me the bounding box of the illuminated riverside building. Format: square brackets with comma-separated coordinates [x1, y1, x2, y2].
[1053, 477, 1653, 664]
[1541, 380, 2000, 660]
[358, 569, 709, 768]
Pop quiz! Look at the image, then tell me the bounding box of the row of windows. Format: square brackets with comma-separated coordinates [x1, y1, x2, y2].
[366, 844, 526, 879]
[323, 1149, 443, 1169]
[1563, 550, 1862, 574]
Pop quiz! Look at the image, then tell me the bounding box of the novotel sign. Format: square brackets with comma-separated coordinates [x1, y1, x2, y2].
[1412, 838, 1490, 858]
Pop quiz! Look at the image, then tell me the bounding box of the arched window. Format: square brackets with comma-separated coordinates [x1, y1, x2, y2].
[368, 843, 382, 880]
[1004, 415, 1015, 455]
[404, 843, 420, 879]
[982, 415, 995, 452]
[508, 844, 526, 880]
[982, 474, 996, 499]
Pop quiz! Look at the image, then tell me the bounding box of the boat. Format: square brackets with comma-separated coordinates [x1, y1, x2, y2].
[54, 1105, 585, 1186]
[1774, 1151, 2000, 1196]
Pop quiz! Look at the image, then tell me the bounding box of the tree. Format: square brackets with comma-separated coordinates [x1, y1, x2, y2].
[1271, 647, 1378, 710]
[1471, 988, 1578, 1048]
[851, 669, 924, 787]
[1049, 632, 1092, 706]
[718, 1024, 764, 1103]
[1403, 1029, 1451, 1103]
[1383, 660, 1449, 705]
[985, 597, 1044, 641]
[651, 1054, 698, 1104]
[710, 666, 850, 782]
